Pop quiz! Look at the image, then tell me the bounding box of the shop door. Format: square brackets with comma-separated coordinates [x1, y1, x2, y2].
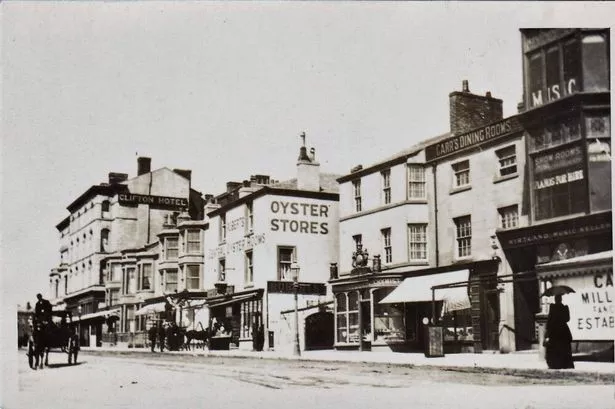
[304, 311, 334, 350]
[482, 289, 501, 351]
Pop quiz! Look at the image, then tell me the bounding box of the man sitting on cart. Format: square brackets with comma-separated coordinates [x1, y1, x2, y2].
[34, 293, 53, 326]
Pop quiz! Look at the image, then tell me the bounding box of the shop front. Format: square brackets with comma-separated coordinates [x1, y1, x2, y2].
[206, 288, 264, 350]
[331, 260, 500, 353]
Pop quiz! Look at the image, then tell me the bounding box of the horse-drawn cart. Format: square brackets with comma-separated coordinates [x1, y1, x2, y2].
[27, 311, 80, 370]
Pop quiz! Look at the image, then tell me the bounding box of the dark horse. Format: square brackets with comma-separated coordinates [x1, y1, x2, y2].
[28, 319, 79, 370]
[183, 322, 211, 351]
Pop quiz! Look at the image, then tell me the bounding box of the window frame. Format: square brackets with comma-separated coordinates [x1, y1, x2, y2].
[138, 263, 153, 291]
[408, 223, 428, 261]
[218, 258, 226, 282]
[496, 145, 518, 177]
[185, 264, 201, 290]
[219, 214, 227, 242]
[245, 251, 254, 284]
[164, 269, 178, 293]
[246, 202, 254, 233]
[498, 205, 519, 229]
[185, 229, 201, 254]
[277, 246, 296, 281]
[381, 169, 391, 205]
[452, 160, 470, 188]
[407, 164, 426, 199]
[381, 228, 392, 264]
[352, 179, 362, 212]
[454, 215, 472, 258]
[165, 237, 179, 260]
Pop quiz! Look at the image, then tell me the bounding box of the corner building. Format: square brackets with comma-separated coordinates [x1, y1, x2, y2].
[203, 139, 339, 352]
[50, 157, 204, 347]
[497, 28, 612, 359]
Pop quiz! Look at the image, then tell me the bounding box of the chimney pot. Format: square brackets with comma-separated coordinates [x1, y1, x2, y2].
[462, 80, 470, 93]
[486, 91, 492, 98]
[137, 157, 151, 176]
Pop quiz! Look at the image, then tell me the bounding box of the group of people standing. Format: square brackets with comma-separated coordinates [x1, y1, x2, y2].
[148, 321, 182, 352]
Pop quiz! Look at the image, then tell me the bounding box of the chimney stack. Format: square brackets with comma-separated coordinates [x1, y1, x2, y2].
[449, 80, 503, 136]
[296, 132, 320, 191]
[108, 172, 128, 184]
[137, 157, 151, 176]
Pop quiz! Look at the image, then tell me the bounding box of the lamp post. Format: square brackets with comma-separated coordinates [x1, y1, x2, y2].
[290, 262, 301, 357]
[77, 305, 83, 345]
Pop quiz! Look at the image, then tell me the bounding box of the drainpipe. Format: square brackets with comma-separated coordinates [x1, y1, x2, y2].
[432, 164, 439, 267]
[147, 172, 153, 243]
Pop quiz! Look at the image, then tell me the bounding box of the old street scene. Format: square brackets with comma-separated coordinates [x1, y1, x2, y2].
[4, 3, 615, 409]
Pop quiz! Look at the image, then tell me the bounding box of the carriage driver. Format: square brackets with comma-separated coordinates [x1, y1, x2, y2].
[34, 293, 53, 324]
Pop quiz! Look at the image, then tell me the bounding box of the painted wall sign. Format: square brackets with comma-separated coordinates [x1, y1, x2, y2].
[267, 281, 327, 295]
[559, 272, 614, 340]
[533, 146, 583, 174]
[534, 169, 584, 190]
[207, 233, 266, 259]
[530, 78, 578, 108]
[425, 117, 522, 162]
[270, 200, 331, 234]
[118, 193, 188, 209]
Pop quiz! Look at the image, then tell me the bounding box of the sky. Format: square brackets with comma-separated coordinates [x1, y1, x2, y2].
[2, 2, 614, 309]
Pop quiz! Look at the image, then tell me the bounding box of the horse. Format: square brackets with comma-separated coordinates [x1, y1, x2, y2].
[28, 319, 78, 369]
[28, 321, 47, 370]
[183, 322, 210, 351]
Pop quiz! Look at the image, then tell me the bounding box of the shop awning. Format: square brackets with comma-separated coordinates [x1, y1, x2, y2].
[135, 302, 167, 316]
[73, 308, 121, 322]
[208, 293, 257, 309]
[379, 269, 470, 313]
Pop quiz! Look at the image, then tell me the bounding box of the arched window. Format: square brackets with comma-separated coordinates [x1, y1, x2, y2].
[101, 229, 110, 252]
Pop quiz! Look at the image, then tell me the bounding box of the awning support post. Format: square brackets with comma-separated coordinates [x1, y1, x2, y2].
[431, 288, 436, 325]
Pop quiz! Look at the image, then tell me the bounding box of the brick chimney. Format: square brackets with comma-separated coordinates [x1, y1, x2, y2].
[108, 172, 128, 184]
[449, 80, 503, 136]
[137, 157, 151, 176]
[296, 132, 320, 191]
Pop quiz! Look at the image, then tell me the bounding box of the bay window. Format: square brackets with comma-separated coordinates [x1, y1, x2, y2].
[185, 230, 201, 254]
[186, 265, 200, 290]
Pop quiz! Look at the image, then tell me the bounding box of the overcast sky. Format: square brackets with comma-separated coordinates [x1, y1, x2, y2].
[2, 2, 614, 307]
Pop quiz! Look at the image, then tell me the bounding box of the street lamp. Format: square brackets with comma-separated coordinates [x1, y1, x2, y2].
[290, 262, 301, 357]
[77, 305, 83, 344]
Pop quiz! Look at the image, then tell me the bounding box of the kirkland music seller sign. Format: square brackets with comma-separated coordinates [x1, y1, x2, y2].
[425, 117, 522, 162]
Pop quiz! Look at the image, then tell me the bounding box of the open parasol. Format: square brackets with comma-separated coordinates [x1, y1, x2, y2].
[541, 285, 575, 297]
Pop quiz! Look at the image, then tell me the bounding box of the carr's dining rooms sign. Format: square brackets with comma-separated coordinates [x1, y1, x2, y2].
[425, 117, 522, 162]
[267, 281, 327, 296]
[118, 193, 188, 210]
[556, 272, 614, 340]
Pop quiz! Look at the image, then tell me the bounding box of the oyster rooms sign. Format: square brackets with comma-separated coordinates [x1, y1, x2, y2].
[425, 117, 522, 162]
[118, 193, 188, 210]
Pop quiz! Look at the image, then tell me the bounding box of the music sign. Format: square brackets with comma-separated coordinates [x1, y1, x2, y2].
[267, 281, 327, 296]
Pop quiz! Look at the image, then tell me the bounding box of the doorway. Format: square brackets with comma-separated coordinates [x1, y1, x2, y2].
[304, 311, 334, 350]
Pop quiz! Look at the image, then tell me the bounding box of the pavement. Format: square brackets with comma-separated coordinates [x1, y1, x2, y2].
[79, 345, 615, 375]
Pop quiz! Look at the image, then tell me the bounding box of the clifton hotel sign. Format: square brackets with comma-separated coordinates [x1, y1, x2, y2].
[425, 117, 523, 162]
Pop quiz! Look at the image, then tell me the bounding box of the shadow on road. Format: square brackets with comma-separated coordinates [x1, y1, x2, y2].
[45, 362, 85, 369]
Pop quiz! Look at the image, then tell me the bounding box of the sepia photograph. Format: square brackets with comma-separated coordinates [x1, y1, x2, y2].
[2, 2, 614, 408]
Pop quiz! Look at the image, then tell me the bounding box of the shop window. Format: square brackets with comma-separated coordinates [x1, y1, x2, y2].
[452, 160, 470, 188]
[347, 292, 359, 343]
[277, 247, 296, 281]
[588, 137, 612, 212]
[407, 165, 425, 199]
[441, 308, 474, 342]
[186, 265, 200, 290]
[165, 270, 178, 293]
[139, 264, 152, 291]
[582, 34, 609, 92]
[245, 251, 253, 284]
[353, 180, 362, 212]
[454, 216, 472, 258]
[381, 228, 392, 264]
[408, 224, 427, 261]
[335, 292, 359, 344]
[185, 229, 201, 254]
[126, 306, 135, 333]
[240, 299, 262, 339]
[498, 205, 519, 229]
[381, 169, 391, 205]
[496, 145, 517, 177]
[165, 237, 179, 260]
[373, 288, 405, 343]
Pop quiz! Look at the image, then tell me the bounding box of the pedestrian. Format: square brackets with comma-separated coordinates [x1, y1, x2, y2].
[148, 323, 158, 353]
[544, 294, 574, 369]
[158, 322, 166, 352]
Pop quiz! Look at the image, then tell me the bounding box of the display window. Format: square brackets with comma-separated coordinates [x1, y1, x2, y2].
[335, 292, 359, 343]
[373, 288, 405, 343]
[441, 308, 474, 342]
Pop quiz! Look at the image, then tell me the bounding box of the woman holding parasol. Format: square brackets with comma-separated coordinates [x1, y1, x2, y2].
[543, 285, 575, 369]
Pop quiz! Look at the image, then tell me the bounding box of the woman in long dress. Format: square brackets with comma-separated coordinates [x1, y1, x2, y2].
[545, 294, 574, 369]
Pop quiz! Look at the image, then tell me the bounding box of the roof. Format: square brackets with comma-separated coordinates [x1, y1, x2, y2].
[271, 173, 341, 193]
[66, 184, 127, 213]
[337, 131, 450, 183]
